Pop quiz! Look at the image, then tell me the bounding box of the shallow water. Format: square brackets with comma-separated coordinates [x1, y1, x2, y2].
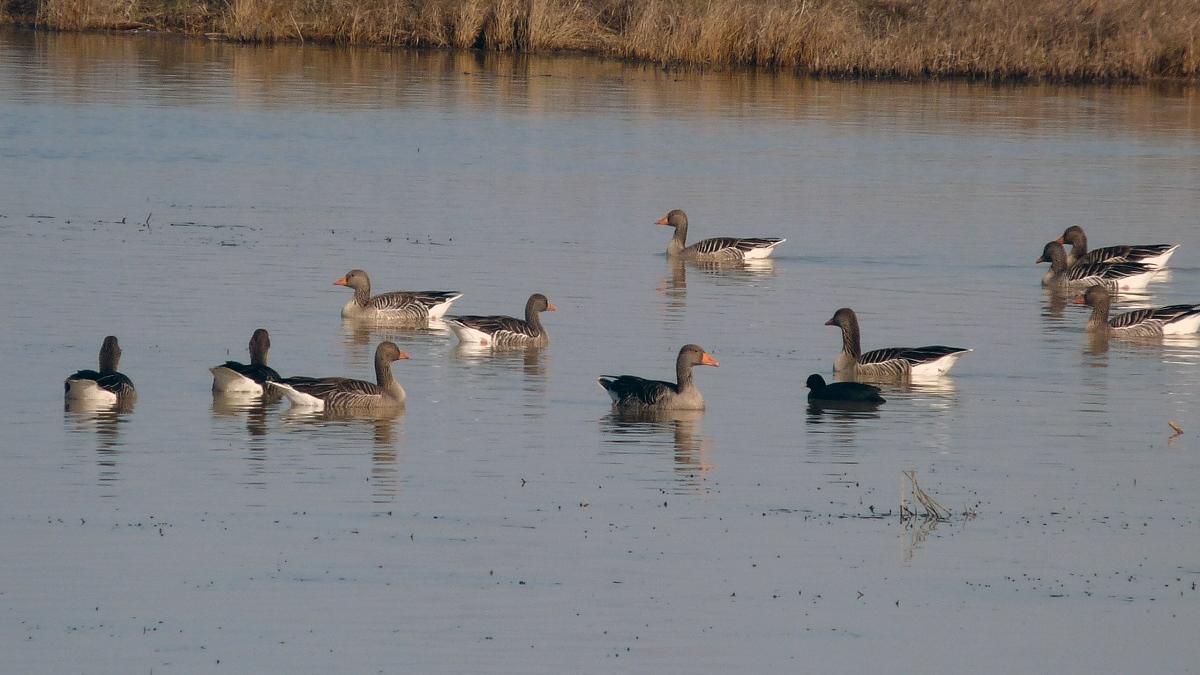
[2, 28, 1200, 673]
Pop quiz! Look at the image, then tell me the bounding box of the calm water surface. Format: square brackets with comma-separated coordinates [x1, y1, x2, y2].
[2, 28, 1200, 673]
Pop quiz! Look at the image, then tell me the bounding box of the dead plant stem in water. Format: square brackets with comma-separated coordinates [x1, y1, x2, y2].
[3, 0, 1199, 82]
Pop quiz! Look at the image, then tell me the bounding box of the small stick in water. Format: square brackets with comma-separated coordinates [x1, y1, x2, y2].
[1168, 420, 1184, 447]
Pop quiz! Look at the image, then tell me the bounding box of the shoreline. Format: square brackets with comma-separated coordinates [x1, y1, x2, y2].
[3, 0, 1199, 84]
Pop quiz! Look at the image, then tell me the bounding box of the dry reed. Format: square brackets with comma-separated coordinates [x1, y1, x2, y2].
[3, 0, 1199, 81]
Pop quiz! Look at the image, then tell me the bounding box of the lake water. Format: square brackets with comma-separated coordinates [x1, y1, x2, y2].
[2, 28, 1200, 673]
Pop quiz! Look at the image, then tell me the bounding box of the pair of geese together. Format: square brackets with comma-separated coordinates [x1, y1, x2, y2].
[1036, 226, 1200, 335]
[1037, 225, 1179, 292]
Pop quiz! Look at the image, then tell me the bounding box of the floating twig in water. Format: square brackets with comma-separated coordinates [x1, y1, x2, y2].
[1169, 420, 1184, 446]
[901, 470, 951, 522]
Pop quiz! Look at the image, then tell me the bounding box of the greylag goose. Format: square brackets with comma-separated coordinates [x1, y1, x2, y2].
[1075, 285, 1200, 337]
[1037, 241, 1157, 292]
[805, 374, 885, 403]
[65, 336, 136, 406]
[336, 269, 462, 321]
[656, 209, 785, 262]
[1058, 226, 1179, 269]
[445, 293, 555, 348]
[825, 308, 970, 380]
[268, 341, 408, 411]
[210, 328, 281, 394]
[598, 344, 718, 411]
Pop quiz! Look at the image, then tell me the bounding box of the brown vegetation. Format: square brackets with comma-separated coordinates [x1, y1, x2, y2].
[3, 0, 1199, 81]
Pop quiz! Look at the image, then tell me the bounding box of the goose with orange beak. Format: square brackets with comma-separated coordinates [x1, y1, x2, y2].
[598, 344, 718, 411]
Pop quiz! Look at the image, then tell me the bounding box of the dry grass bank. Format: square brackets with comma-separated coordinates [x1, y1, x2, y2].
[3, 0, 1199, 81]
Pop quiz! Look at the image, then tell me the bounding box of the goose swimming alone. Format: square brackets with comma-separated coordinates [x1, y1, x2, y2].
[655, 209, 785, 262]
[336, 269, 462, 322]
[825, 308, 970, 380]
[445, 293, 555, 348]
[598, 344, 719, 411]
[1075, 285, 1200, 337]
[1058, 226, 1179, 269]
[65, 336, 136, 406]
[210, 328, 281, 394]
[268, 341, 408, 411]
[1037, 241, 1157, 292]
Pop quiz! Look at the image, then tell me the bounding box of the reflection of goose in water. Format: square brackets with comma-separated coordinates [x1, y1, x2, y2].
[64, 405, 131, 489]
[600, 408, 713, 480]
[1087, 330, 1200, 360]
[662, 257, 778, 289]
[342, 318, 450, 347]
[65, 404, 131, 449]
[281, 406, 404, 447]
[890, 377, 960, 398]
[212, 392, 273, 437]
[452, 343, 545, 376]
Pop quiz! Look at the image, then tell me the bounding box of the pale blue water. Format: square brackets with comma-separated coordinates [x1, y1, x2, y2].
[1, 28, 1199, 674]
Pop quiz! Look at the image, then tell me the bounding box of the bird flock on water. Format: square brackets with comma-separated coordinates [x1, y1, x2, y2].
[66, 216, 1192, 415]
